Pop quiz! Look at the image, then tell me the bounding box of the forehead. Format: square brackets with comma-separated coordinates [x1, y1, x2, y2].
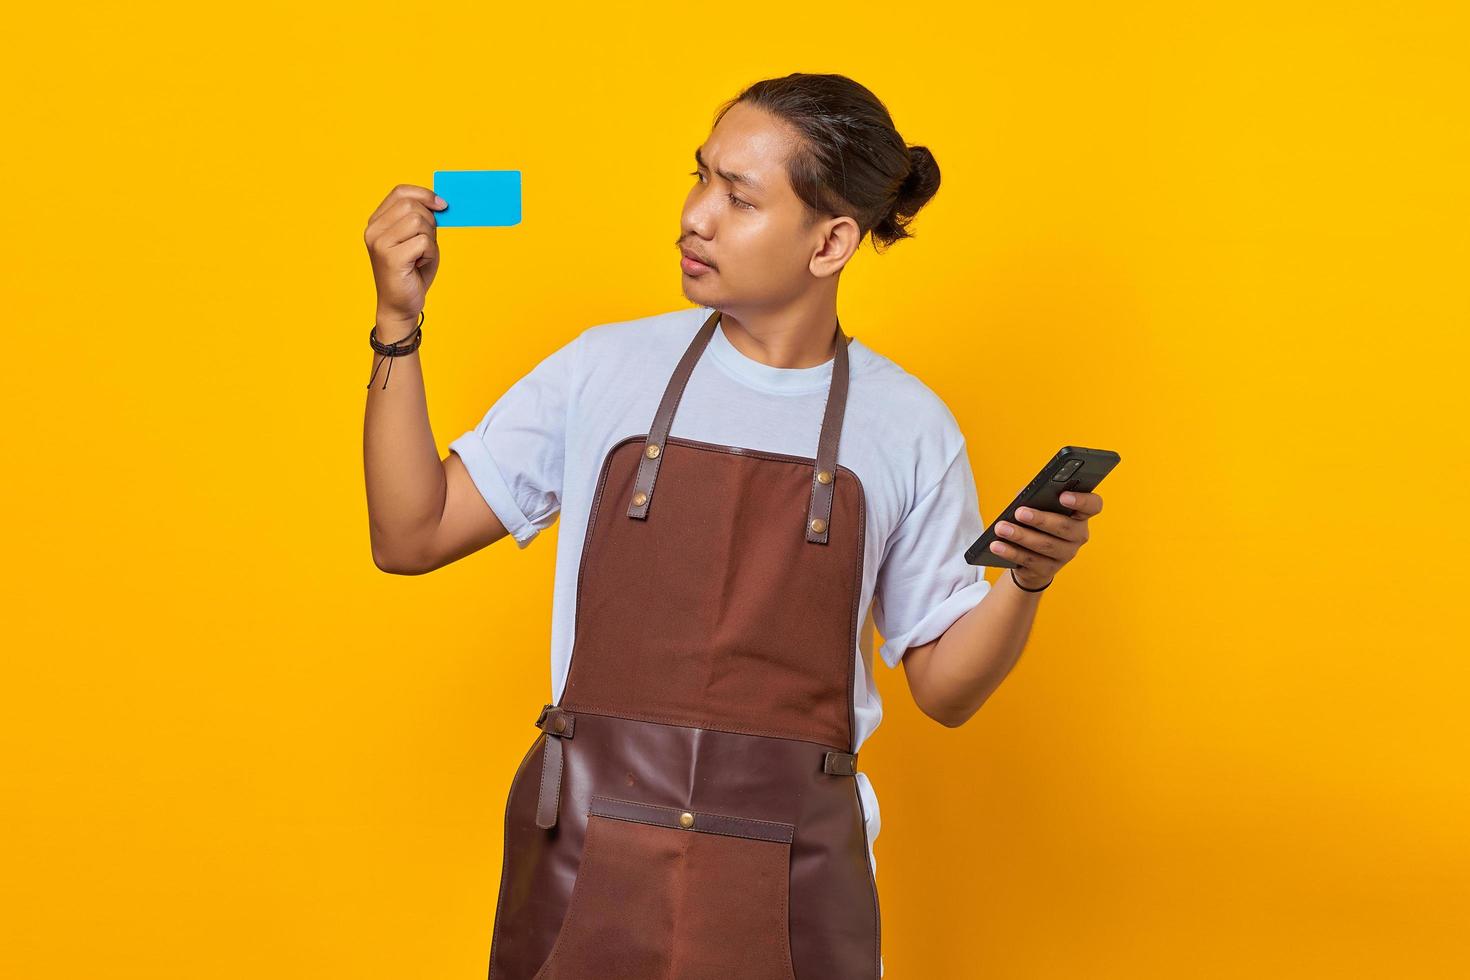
[699, 102, 797, 194]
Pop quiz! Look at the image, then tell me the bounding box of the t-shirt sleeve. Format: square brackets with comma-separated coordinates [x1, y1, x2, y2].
[872, 438, 992, 668]
[447, 333, 579, 550]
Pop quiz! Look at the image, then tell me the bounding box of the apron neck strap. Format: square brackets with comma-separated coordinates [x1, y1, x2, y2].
[625, 307, 852, 545]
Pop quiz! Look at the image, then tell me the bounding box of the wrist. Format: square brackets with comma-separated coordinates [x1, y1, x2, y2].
[374, 308, 422, 343]
[365, 308, 424, 390]
[1009, 567, 1052, 593]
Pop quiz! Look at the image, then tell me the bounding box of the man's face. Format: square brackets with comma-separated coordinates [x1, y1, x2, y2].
[677, 102, 844, 309]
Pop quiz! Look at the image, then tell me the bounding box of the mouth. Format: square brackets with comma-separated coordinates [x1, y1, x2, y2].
[679, 246, 715, 274]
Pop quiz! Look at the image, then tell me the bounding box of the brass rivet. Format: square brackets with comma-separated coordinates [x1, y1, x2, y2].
[645, 444, 661, 459]
[816, 470, 833, 484]
[632, 491, 648, 506]
[552, 716, 567, 734]
[809, 517, 827, 534]
[679, 811, 695, 828]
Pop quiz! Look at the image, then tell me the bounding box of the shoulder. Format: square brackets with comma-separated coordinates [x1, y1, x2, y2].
[842, 339, 973, 532]
[577, 304, 707, 356]
[848, 340, 967, 458]
[561, 306, 708, 415]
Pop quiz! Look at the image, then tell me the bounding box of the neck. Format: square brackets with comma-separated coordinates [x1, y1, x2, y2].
[716, 298, 842, 369]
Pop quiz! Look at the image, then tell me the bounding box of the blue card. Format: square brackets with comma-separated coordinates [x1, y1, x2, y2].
[432, 170, 522, 227]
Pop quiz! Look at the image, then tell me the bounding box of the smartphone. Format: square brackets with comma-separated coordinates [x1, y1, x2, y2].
[964, 446, 1121, 568]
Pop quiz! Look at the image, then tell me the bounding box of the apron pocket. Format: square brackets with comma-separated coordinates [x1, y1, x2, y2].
[534, 795, 799, 980]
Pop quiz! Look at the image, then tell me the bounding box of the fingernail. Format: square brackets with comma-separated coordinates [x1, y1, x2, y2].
[997, 523, 1013, 536]
[1016, 507, 1033, 521]
[1061, 493, 1075, 505]
[434, 195, 447, 209]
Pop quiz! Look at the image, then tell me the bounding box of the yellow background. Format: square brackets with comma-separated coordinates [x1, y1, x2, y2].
[3, 2, 1466, 977]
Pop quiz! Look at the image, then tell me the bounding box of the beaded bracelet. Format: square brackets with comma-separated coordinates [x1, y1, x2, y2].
[367, 310, 425, 389]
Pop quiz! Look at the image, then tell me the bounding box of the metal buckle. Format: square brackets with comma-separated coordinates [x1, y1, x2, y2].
[823, 751, 858, 776]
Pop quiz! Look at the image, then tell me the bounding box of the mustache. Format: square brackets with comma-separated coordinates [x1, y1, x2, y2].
[676, 238, 717, 269]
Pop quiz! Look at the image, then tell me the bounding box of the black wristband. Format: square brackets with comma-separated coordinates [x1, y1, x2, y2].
[1010, 567, 1052, 593]
[368, 310, 425, 389]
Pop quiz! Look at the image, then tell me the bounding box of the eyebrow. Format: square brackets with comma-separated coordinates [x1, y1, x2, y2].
[694, 147, 765, 193]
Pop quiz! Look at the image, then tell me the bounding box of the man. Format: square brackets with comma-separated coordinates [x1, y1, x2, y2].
[363, 72, 1102, 979]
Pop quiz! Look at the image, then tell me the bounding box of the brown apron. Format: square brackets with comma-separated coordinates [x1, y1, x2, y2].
[487, 308, 880, 979]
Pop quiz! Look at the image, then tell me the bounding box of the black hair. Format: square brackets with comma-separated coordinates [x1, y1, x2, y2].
[715, 72, 942, 253]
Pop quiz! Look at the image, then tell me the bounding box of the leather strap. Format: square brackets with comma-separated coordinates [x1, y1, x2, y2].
[823, 750, 858, 776]
[588, 795, 796, 844]
[533, 704, 576, 829]
[806, 318, 850, 545]
[535, 703, 852, 826]
[627, 307, 851, 544]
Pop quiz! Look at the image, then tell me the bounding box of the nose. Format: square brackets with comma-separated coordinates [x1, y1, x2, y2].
[681, 186, 718, 240]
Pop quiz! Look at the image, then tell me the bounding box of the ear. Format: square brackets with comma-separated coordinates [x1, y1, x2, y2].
[809, 214, 862, 279]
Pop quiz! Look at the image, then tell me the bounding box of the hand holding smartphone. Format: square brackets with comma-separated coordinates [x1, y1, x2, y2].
[965, 446, 1120, 568]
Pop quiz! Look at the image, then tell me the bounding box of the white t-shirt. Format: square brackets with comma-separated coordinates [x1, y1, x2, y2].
[450, 303, 990, 894]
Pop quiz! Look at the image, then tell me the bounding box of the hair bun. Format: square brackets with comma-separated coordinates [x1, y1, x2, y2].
[898, 145, 939, 207]
[870, 143, 941, 250]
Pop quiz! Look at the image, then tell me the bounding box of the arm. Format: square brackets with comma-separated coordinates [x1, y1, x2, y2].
[902, 490, 1104, 727]
[362, 183, 513, 575]
[364, 370, 514, 574]
[899, 570, 1043, 727]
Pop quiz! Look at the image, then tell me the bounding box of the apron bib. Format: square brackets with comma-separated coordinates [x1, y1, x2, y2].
[488, 308, 880, 979]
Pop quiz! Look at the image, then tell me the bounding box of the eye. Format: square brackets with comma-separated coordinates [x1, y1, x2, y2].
[689, 169, 753, 210]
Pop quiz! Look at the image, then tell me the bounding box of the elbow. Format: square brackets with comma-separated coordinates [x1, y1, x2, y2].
[372, 550, 414, 575]
[928, 701, 983, 729]
[371, 541, 433, 576]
